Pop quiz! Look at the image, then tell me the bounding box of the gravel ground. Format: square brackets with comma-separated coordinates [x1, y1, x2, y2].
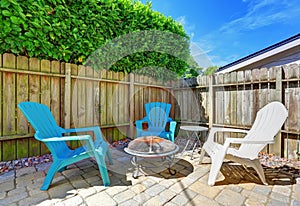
[0, 137, 299, 174]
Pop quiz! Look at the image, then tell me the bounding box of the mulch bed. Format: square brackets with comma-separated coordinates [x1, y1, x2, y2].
[0, 154, 52, 173]
[259, 152, 300, 169]
[1, 137, 299, 182]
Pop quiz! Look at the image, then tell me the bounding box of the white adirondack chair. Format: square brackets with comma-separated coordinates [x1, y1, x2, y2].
[199, 101, 288, 186]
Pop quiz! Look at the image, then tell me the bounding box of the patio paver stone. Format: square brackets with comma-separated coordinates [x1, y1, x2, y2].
[0, 146, 299, 206]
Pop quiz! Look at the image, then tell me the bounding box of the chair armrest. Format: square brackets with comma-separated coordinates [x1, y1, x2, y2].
[63, 126, 100, 133]
[136, 117, 148, 123]
[169, 121, 177, 132]
[62, 126, 107, 146]
[40, 135, 92, 142]
[206, 127, 249, 144]
[167, 117, 173, 122]
[210, 127, 249, 134]
[136, 117, 149, 129]
[224, 137, 274, 145]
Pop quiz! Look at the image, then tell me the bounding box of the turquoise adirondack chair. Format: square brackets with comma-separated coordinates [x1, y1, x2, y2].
[18, 102, 113, 190]
[135, 102, 177, 142]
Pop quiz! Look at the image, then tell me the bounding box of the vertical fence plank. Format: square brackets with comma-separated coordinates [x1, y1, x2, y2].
[70, 63, 78, 129]
[117, 72, 126, 139]
[143, 76, 150, 107]
[93, 69, 100, 127]
[40, 60, 51, 154]
[69, 63, 79, 149]
[223, 73, 231, 126]
[77, 65, 86, 129]
[106, 71, 113, 138]
[2, 54, 17, 160]
[118, 72, 125, 124]
[99, 70, 105, 131]
[177, 89, 184, 122]
[230, 76, 237, 127]
[267, 67, 281, 155]
[199, 87, 209, 124]
[100, 70, 107, 133]
[64, 63, 71, 129]
[3, 54, 16, 136]
[243, 70, 252, 127]
[112, 71, 120, 140]
[124, 73, 130, 137]
[129, 73, 134, 138]
[215, 74, 224, 126]
[16, 56, 29, 159]
[134, 75, 142, 125]
[51, 61, 61, 126]
[236, 71, 244, 127]
[28, 57, 41, 156]
[86, 66, 94, 127]
[60, 62, 65, 128]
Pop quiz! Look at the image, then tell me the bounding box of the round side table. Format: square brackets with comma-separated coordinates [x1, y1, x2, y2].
[180, 125, 208, 160]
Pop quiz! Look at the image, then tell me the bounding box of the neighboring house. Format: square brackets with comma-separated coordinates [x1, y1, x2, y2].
[217, 33, 300, 74]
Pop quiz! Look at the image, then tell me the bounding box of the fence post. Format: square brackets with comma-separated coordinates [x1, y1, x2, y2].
[276, 67, 283, 102]
[64, 63, 71, 129]
[208, 75, 214, 128]
[129, 73, 135, 138]
[273, 66, 283, 156]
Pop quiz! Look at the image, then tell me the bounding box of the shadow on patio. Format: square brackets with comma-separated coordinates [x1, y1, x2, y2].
[1, 147, 300, 206]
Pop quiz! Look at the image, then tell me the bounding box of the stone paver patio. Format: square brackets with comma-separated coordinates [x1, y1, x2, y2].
[1, 147, 300, 206]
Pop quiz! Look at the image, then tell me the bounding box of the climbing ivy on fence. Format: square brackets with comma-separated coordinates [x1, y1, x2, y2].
[0, 0, 191, 78]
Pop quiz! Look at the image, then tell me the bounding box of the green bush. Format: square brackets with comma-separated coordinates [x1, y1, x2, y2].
[0, 0, 191, 77]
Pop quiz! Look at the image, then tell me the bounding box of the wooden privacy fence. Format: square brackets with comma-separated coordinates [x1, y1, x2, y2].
[1, 53, 299, 161]
[0, 53, 176, 161]
[174, 64, 300, 160]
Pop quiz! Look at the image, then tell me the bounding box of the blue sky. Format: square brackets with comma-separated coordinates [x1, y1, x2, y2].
[141, 0, 300, 68]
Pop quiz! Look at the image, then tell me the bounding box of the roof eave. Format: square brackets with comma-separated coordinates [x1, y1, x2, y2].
[217, 33, 300, 74]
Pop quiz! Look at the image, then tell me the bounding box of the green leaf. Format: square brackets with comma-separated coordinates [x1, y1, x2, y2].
[2, 10, 11, 17]
[9, 0, 18, 5]
[49, 32, 55, 40]
[10, 16, 20, 24]
[25, 31, 34, 38]
[31, 22, 41, 28]
[1, 0, 10, 7]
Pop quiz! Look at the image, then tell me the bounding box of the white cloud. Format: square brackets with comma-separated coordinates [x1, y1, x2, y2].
[220, 0, 300, 34]
[176, 16, 186, 26]
[176, 16, 196, 39]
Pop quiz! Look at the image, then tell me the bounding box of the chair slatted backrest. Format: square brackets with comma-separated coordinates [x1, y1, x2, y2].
[238, 102, 288, 159]
[145, 102, 171, 131]
[18, 102, 71, 158]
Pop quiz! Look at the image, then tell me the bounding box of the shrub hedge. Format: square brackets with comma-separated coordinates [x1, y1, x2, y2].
[0, 0, 192, 77]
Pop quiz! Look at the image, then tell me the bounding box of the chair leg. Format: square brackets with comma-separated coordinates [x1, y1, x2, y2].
[171, 135, 174, 142]
[227, 155, 268, 185]
[208, 156, 224, 186]
[199, 148, 206, 164]
[207, 147, 227, 186]
[107, 150, 113, 165]
[249, 159, 268, 185]
[58, 166, 67, 172]
[94, 152, 110, 186]
[40, 161, 61, 190]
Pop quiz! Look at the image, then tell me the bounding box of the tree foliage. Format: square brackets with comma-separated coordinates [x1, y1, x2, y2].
[203, 66, 219, 75]
[0, 0, 191, 77]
